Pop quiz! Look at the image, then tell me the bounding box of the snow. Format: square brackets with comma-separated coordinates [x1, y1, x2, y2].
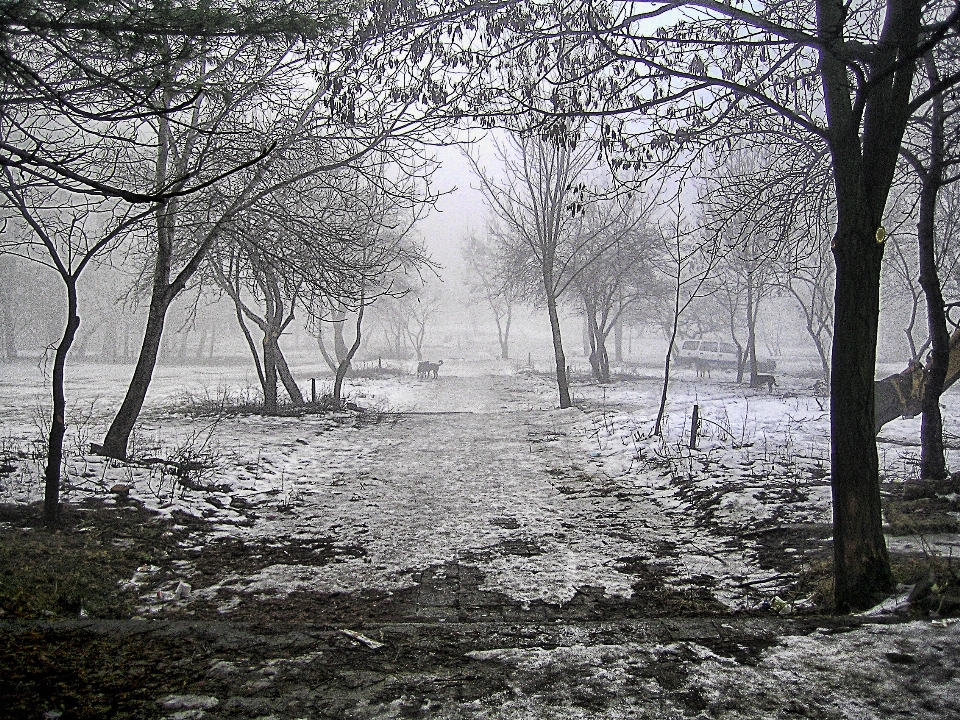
[4, 359, 960, 716]
[2, 360, 956, 611]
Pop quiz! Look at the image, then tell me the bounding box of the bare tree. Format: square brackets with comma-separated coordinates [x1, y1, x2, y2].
[0, 175, 149, 524]
[466, 127, 622, 408]
[464, 234, 521, 361]
[574, 205, 657, 383]
[701, 151, 785, 386]
[209, 229, 304, 414]
[653, 194, 721, 436]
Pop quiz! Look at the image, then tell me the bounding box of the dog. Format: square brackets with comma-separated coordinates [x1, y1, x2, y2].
[417, 360, 443, 378]
[694, 359, 711, 378]
[753, 374, 776, 392]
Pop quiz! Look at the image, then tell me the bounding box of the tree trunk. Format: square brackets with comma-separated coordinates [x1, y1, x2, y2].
[234, 303, 266, 390]
[746, 277, 759, 385]
[44, 282, 80, 525]
[596, 336, 610, 383]
[830, 217, 895, 611]
[500, 305, 512, 360]
[546, 292, 571, 408]
[262, 333, 279, 413]
[333, 311, 348, 362]
[334, 296, 364, 405]
[917, 79, 949, 481]
[98, 286, 172, 459]
[614, 320, 623, 364]
[276, 343, 304, 405]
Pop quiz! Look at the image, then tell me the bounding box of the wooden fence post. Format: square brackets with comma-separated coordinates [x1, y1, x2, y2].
[689, 404, 700, 450]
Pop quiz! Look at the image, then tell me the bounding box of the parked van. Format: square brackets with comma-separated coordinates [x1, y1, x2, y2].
[677, 339, 739, 368]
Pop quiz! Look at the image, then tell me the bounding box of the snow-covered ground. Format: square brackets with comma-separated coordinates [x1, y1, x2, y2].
[2, 358, 960, 718]
[1, 358, 958, 608]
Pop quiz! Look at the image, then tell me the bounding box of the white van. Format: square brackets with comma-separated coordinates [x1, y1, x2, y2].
[677, 339, 739, 368]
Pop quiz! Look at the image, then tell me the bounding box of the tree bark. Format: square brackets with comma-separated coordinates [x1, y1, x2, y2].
[830, 217, 895, 610]
[499, 305, 512, 360]
[43, 282, 80, 525]
[916, 71, 949, 481]
[546, 291, 572, 408]
[99, 279, 172, 459]
[276, 343, 304, 405]
[262, 333, 279, 413]
[614, 320, 623, 364]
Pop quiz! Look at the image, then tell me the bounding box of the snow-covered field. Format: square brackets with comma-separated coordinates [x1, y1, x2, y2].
[2, 357, 959, 718]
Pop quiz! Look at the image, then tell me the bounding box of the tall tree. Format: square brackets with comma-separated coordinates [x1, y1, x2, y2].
[899, 52, 960, 481]
[466, 127, 618, 407]
[574, 205, 656, 383]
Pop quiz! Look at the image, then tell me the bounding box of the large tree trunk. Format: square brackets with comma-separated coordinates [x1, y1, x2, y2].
[262, 333, 279, 413]
[817, 0, 919, 611]
[830, 216, 895, 611]
[44, 282, 80, 525]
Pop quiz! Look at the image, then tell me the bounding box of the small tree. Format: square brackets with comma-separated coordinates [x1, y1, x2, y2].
[652, 193, 721, 436]
[467, 126, 629, 407]
[464, 234, 520, 360]
[0, 173, 148, 524]
[574, 207, 657, 383]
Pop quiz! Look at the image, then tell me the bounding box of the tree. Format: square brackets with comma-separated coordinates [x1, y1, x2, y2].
[466, 127, 618, 408]
[899, 53, 960, 481]
[701, 150, 785, 385]
[0, 173, 149, 524]
[652, 193, 721, 436]
[573, 204, 656, 383]
[464, 234, 520, 360]
[786, 243, 836, 388]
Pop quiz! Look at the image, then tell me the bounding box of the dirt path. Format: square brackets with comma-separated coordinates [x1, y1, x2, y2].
[174, 372, 739, 620]
[3, 370, 960, 718]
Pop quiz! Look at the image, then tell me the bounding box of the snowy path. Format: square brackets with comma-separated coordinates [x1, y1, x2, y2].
[182, 372, 728, 613]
